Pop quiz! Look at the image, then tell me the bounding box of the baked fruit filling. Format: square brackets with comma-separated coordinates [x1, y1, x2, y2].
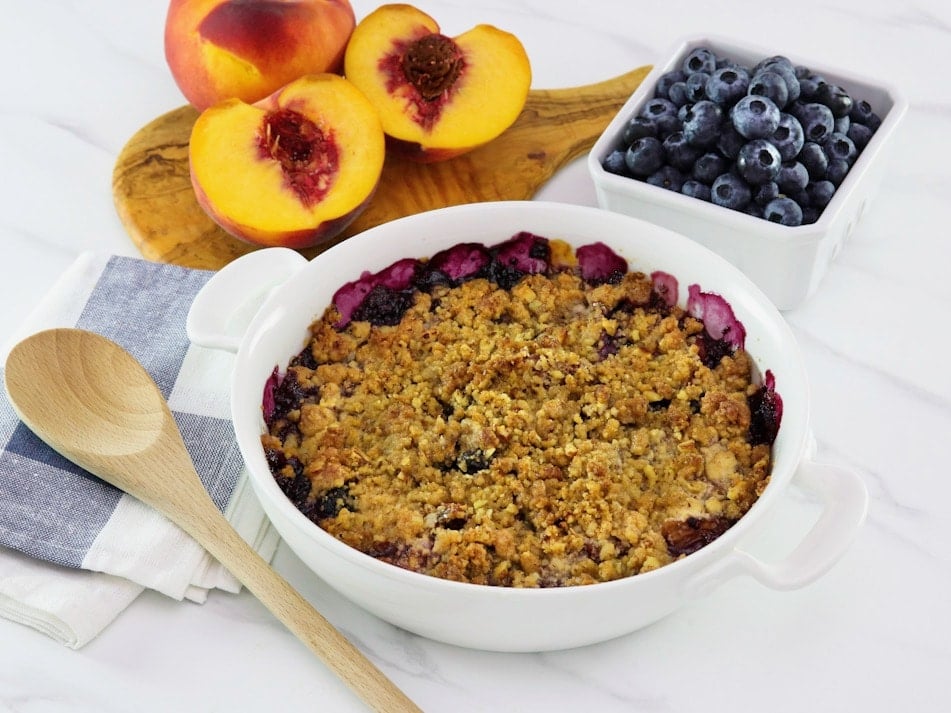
[261, 232, 782, 587]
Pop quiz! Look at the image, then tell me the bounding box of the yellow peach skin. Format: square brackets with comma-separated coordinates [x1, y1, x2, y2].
[189, 73, 385, 248]
[343, 4, 532, 162]
[165, 0, 356, 111]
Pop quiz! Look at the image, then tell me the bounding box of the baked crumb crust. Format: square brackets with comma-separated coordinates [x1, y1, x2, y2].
[262, 248, 772, 588]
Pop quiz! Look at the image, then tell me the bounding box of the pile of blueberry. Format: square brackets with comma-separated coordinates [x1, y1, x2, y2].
[601, 47, 883, 226]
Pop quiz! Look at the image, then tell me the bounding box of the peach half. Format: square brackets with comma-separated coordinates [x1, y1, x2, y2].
[343, 3, 532, 162]
[188, 73, 385, 248]
[165, 0, 356, 111]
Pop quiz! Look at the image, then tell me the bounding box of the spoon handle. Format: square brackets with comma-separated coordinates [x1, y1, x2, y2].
[186, 497, 421, 712]
[137, 432, 422, 712]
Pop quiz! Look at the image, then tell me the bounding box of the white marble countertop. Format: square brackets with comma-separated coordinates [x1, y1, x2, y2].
[1, 0, 947, 711]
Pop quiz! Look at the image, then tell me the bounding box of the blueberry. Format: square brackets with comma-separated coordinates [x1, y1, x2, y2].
[655, 69, 686, 99]
[265, 446, 290, 478]
[763, 197, 804, 226]
[799, 141, 829, 179]
[785, 99, 807, 122]
[641, 97, 678, 120]
[640, 97, 681, 135]
[797, 102, 835, 144]
[716, 120, 746, 159]
[662, 131, 702, 171]
[657, 116, 682, 137]
[682, 179, 712, 201]
[682, 100, 723, 147]
[692, 151, 728, 184]
[806, 179, 836, 208]
[847, 121, 873, 150]
[705, 66, 750, 106]
[351, 284, 415, 326]
[267, 365, 322, 422]
[711, 172, 752, 210]
[801, 205, 821, 225]
[784, 186, 810, 209]
[752, 56, 801, 103]
[502, 233, 549, 272]
[824, 158, 850, 186]
[685, 72, 711, 103]
[456, 449, 493, 473]
[621, 115, 658, 144]
[683, 47, 717, 75]
[816, 82, 854, 118]
[488, 233, 550, 289]
[798, 73, 825, 101]
[731, 95, 781, 139]
[754, 54, 799, 76]
[753, 180, 780, 206]
[776, 160, 809, 193]
[849, 99, 877, 125]
[834, 114, 850, 135]
[794, 65, 812, 79]
[823, 132, 858, 164]
[769, 113, 805, 161]
[736, 139, 782, 184]
[753, 55, 795, 75]
[602, 149, 629, 176]
[647, 165, 686, 192]
[744, 202, 764, 219]
[749, 71, 789, 109]
[668, 81, 690, 107]
[624, 136, 665, 177]
[435, 509, 467, 530]
[310, 486, 357, 520]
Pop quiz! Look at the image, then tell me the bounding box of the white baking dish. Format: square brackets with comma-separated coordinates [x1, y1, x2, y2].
[187, 201, 867, 651]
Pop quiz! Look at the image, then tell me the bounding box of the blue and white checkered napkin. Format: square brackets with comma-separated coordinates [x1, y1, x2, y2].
[0, 252, 279, 648]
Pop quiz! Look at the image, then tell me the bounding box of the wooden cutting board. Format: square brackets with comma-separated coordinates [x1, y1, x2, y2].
[112, 66, 651, 270]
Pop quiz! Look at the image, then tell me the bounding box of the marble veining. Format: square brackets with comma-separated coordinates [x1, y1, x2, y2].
[1, 0, 949, 711]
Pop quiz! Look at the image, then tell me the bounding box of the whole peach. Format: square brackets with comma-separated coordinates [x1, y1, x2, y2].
[165, 0, 356, 111]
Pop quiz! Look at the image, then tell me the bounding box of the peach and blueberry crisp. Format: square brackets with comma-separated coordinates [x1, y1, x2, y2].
[261, 232, 782, 587]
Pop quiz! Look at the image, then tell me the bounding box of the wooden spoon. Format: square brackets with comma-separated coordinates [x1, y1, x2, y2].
[3, 328, 420, 713]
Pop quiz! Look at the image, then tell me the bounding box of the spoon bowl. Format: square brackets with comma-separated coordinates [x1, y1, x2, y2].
[3, 327, 420, 713]
[13, 329, 167, 458]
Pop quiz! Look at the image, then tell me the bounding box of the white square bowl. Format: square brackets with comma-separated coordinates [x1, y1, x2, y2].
[587, 34, 908, 310]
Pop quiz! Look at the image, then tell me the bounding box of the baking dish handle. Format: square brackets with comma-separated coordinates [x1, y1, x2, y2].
[686, 460, 868, 598]
[186, 248, 308, 353]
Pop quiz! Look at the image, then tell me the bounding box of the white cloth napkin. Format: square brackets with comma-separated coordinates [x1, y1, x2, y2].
[0, 252, 280, 648]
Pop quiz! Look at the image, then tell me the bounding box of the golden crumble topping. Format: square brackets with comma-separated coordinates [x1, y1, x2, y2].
[261, 238, 774, 588]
